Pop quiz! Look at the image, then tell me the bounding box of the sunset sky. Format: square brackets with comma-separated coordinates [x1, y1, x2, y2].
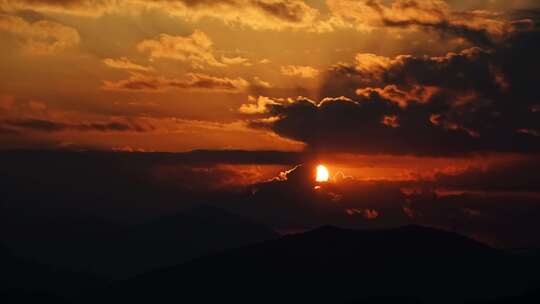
[1, 0, 540, 187]
[1, 0, 540, 248]
[1, 0, 538, 152]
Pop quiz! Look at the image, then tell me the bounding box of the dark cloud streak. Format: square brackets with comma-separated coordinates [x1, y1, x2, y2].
[2, 118, 151, 133]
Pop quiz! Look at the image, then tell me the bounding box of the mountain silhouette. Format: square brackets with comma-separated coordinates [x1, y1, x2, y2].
[0, 243, 104, 303]
[1, 206, 278, 278]
[119, 205, 279, 276]
[95, 225, 539, 304]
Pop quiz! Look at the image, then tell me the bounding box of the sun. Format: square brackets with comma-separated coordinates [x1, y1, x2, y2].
[316, 165, 330, 182]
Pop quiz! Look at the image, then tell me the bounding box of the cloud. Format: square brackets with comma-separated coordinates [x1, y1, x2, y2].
[280, 65, 319, 78]
[2, 148, 540, 248]
[0, 0, 116, 17]
[241, 27, 540, 156]
[251, 77, 272, 88]
[2, 0, 533, 39]
[103, 57, 153, 72]
[1, 0, 333, 32]
[327, 0, 531, 45]
[102, 72, 249, 92]
[430, 156, 540, 193]
[239, 96, 279, 114]
[356, 85, 440, 108]
[0, 14, 80, 54]
[135, 30, 251, 69]
[136, 30, 226, 68]
[346, 208, 380, 219]
[220, 56, 251, 66]
[245, 59, 540, 155]
[145, 0, 326, 31]
[2, 118, 151, 132]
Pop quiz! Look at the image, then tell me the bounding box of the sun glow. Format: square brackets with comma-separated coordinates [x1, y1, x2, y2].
[316, 165, 330, 182]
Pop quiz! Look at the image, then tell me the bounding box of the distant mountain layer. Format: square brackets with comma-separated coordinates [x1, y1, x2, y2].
[3, 224, 540, 304]
[99, 225, 540, 304]
[1, 206, 278, 278]
[0, 243, 103, 303]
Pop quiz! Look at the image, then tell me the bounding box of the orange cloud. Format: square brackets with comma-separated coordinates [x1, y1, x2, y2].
[346, 208, 380, 219]
[381, 115, 399, 128]
[136, 30, 226, 68]
[1, 0, 333, 32]
[280, 65, 319, 78]
[0, 14, 80, 54]
[327, 0, 530, 44]
[239, 96, 279, 114]
[357, 85, 439, 108]
[102, 73, 249, 92]
[103, 57, 154, 72]
[136, 30, 250, 69]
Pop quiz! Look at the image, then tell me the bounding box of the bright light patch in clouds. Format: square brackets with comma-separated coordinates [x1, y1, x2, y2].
[316, 165, 330, 182]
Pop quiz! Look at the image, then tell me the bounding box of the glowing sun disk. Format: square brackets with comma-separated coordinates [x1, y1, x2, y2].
[316, 165, 329, 182]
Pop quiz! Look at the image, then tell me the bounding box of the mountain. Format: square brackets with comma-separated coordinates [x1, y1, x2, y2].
[97, 225, 539, 304]
[0, 243, 104, 303]
[118, 205, 279, 276]
[1, 206, 278, 278]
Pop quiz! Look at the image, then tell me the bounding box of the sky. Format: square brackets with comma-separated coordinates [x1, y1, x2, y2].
[1, 1, 540, 247]
[1, 0, 538, 153]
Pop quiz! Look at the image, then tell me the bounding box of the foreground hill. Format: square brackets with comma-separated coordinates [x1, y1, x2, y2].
[98, 225, 539, 304]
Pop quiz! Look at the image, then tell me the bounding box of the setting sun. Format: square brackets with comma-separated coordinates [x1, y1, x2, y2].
[316, 165, 330, 182]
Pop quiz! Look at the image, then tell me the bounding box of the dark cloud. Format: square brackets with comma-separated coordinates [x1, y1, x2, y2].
[0, 125, 20, 134]
[402, 190, 540, 248]
[0, 150, 290, 221]
[225, 161, 540, 247]
[2, 118, 151, 132]
[364, 0, 498, 46]
[431, 156, 540, 193]
[246, 27, 540, 156]
[2, 150, 540, 248]
[251, 0, 310, 22]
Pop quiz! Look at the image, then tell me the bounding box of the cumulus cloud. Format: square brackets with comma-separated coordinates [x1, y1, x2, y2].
[102, 72, 249, 92]
[0, 14, 80, 54]
[244, 91, 539, 154]
[280, 65, 319, 78]
[135, 30, 251, 69]
[136, 30, 227, 68]
[243, 27, 540, 155]
[239, 96, 280, 114]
